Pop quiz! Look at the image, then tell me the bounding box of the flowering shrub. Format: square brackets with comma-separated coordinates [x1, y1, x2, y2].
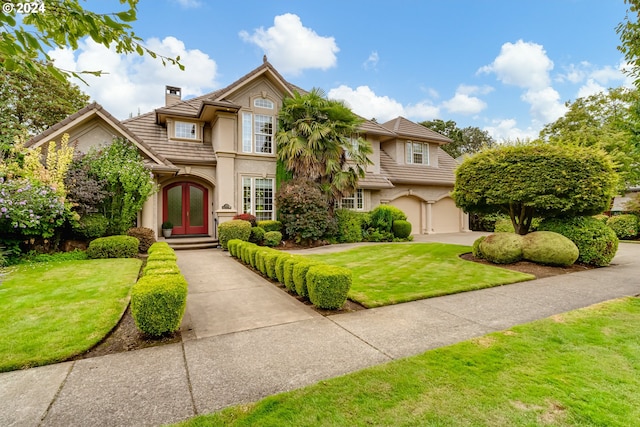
[0, 178, 65, 238]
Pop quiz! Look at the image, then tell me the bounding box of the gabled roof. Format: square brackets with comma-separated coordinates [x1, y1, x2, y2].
[379, 147, 456, 186]
[381, 117, 453, 145]
[26, 102, 177, 173]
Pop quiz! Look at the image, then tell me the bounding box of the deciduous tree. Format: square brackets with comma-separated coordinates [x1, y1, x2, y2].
[420, 119, 494, 159]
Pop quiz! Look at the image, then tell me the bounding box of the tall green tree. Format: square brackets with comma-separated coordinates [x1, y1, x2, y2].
[539, 87, 640, 189]
[276, 88, 373, 204]
[0, 66, 90, 151]
[0, 0, 183, 82]
[420, 119, 495, 159]
[453, 144, 619, 235]
[617, 0, 640, 87]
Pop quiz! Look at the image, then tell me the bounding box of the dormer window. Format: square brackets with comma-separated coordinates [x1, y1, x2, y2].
[406, 141, 430, 165]
[254, 98, 274, 109]
[175, 121, 197, 140]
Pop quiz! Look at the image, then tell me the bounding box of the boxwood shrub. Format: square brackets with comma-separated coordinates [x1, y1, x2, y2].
[143, 262, 181, 276]
[218, 219, 252, 250]
[283, 257, 299, 292]
[334, 209, 366, 243]
[131, 273, 188, 336]
[306, 264, 352, 309]
[275, 253, 293, 285]
[264, 231, 282, 247]
[392, 220, 412, 238]
[538, 216, 619, 266]
[472, 236, 486, 258]
[148, 241, 171, 254]
[606, 214, 639, 240]
[87, 235, 140, 259]
[257, 220, 283, 233]
[249, 226, 265, 244]
[293, 259, 322, 297]
[227, 239, 241, 257]
[263, 251, 279, 279]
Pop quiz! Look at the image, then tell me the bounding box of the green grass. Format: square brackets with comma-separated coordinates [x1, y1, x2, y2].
[0, 258, 142, 372]
[175, 297, 640, 427]
[307, 243, 534, 307]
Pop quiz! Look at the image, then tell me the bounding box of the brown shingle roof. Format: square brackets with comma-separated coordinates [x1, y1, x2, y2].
[379, 148, 456, 185]
[381, 117, 452, 144]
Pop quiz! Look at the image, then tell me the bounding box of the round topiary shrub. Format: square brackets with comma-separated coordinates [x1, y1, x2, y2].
[392, 220, 412, 238]
[249, 226, 265, 244]
[606, 214, 639, 240]
[538, 216, 619, 266]
[86, 235, 140, 259]
[218, 219, 252, 250]
[472, 236, 486, 258]
[257, 220, 283, 233]
[264, 231, 282, 247]
[306, 264, 352, 309]
[479, 233, 524, 264]
[522, 231, 579, 266]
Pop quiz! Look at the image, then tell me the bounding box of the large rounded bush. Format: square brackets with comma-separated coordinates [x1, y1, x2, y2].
[276, 178, 329, 244]
[606, 214, 639, 240]
[127, 227, 156, 253]
[472, 236, 486, 258]
[86, 235, 139, 259]
[264, 231, 283, 247]
[522, 231, 579, 266]
[538, 216, 619, 266]
[479, 233, 524, 264]
[218, 219, 252, 250]
[392, 220, 412, 238]
[369, 205, 407, 233]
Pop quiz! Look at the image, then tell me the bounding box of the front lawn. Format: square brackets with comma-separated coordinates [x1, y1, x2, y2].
[308, 243, 534, 307]
[0, 258, 142, 372]
[176, 297, 640, 426]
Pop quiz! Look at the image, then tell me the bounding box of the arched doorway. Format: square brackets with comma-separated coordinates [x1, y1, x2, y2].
[163, 182, 208, 235]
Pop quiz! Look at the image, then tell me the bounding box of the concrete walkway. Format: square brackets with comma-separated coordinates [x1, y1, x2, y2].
[1, 233, 639, 426]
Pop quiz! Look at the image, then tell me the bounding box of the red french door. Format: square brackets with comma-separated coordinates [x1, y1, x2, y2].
[163, 182, 208, 235]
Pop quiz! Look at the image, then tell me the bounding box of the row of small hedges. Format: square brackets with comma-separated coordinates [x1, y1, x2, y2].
[606, 214, 639, 240]
[131, 242, 187, 336]
[219, 220, 284, 249]
[475, 231, 579, 267]
[227, 239, 351, 309]
[86, 235, 139, 259]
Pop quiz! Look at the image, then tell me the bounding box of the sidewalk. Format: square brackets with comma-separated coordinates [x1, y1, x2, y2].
[1, 234, 639, 426]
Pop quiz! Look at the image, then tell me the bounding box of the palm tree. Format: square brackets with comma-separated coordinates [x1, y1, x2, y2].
[276, 88, 373, 204]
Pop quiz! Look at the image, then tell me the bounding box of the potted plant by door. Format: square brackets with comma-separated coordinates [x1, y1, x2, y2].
[161, 221, 173, 238]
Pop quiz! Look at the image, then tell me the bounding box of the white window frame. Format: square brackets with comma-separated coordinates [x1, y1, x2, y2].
[254, 98, 274, 109]
[406, 141, 430, 165]
[242, 176, 275, 221]
[241, 112, 274, 154]
[174, 121, 198, 140]
[337, 189, 364, 211]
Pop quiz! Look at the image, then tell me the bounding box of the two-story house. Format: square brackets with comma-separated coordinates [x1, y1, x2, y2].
[27, 59, 468, 239]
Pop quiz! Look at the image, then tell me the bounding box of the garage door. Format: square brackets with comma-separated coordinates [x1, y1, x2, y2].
[431, 197, 460, 233]
[389, 196, 422, 234]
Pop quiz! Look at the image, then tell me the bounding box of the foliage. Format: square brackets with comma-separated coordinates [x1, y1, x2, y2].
[0, 66, 89, 150]
[127, 227, 156, 253]
[72, 213, 109, 240]
[22, 134, 74, 198]
[471, 236, 485, 258]
[147, 241, 171, 254]
[453, 144, 619, 235]
[161, 221, 173, 230]
[264, 231, 283, 247]
[64, 156, 110, 215]
[617, 0, 640, 87]
[16, 249, 88, 264]
[218, 219, 252, 250]
[538, 216, 619, 266]
[606, 214, 639, 239]
[256, 220, 283, 232]
[479, 233, 524, 264]
[131, 273, 188, 336]
[276, 88, 373, 205]
[626, 192, 640, 212]
[333, 209, 366, 243]
[275, 253, 293, 285]
[86, 235, 139, 259]
[233, 213, 257, 227]
[392, 220, 412, 238]
[521, 231, 579, 267]
[592, 214, 610, 224]
[283, 257, 299, 292]
[249, 226, 265, 244]
[306, 264, 352, 310]
[143, 260, 181, 276]
[539, 87, 640, 189]
[0, 0, 183, 82]
[0, 177, 65, 238]
[276, 178, 330, 244]
[293, 259, 321, 298]
[369, 205, 407, 233]
[420, 119, 495, 159]
[84, 139, 155, 235]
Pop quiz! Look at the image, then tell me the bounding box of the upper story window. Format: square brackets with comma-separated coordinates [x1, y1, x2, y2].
[406, 141, 430, 165]
[254, 98, 274, 109]
[242, 112, 274, 154]
[175, 121, 197, 140]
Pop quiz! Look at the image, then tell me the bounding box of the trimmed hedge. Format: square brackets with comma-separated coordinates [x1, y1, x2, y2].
[87, 235, 140, 259]
[521, 231, 579, 266]
[127, 227, 156, 253]
[292, 259, 319, 298]
[131, 242, 187, 336]
[607, 214, 639, 240]
[392, 220, 412, 238]
[334, 209, 367, 243]
[218, 220, 252, 250]
[479, 233, 523, 264]
[263, 251, 279, 279]
[283, 256, 299, 292]
[264, 231, 283, 247]
[472, 236, 486, 259]
[249, 226, 265, 244]
[306, 264, 352, 309]
[275, 253, 293, 284]
[257, 220, 283, 233]
[538, 216, 619, 266]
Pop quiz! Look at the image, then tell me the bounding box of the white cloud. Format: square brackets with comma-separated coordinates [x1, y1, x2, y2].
[521, 87, 567, 124]
[239, 13, 339, 76]
[172, 0, 202, 8]
[441, 85, 491, 115]
[484, 118, 538, 142]
[479, 40, 553, 90]
[49, 36, 218, 119]
[404, 101, 440, 122]
[328, 85, 405, 122]
[576, 79, 607, 98]
[363, 51, 379, 70]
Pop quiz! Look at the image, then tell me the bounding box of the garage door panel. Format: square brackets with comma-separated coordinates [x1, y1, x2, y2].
[389, 196, 421, 235]
[432, 197, 460, 233]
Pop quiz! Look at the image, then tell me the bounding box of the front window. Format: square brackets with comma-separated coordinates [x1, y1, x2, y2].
[242, 112, 274, 154]
[337, 189, 364, 210]
[254, 98, 274, 109]
[406, 141, 430, 165]
[175, 121, 197, 140]
[243, 177, 274, 221]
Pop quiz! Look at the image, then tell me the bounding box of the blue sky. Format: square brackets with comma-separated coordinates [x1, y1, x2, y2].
[51, 0, 631, 140]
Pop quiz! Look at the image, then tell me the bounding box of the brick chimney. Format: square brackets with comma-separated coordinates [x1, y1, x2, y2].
[165, 86, 181, 106]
